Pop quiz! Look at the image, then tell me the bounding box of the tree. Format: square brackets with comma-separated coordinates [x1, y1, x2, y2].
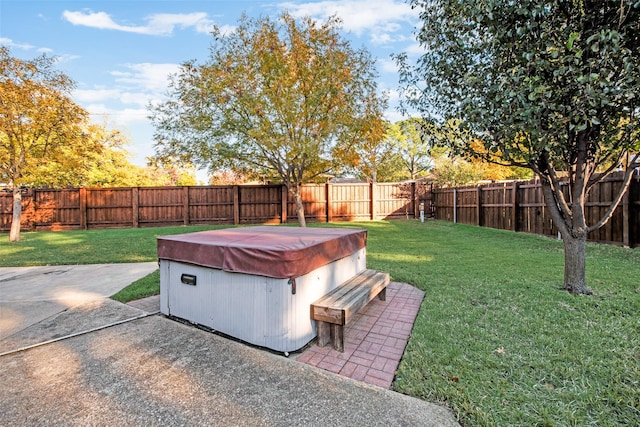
[398, 1, 640, 294]
[209, 169, 255, 185]
[0, 47, 88, 241]
[431, 119, 532, 184]
[23, 122, 198, 188]
[150, 13, 386, 226]
[388, 118, 434, 180]
[430, 148, 484, 187]
[143, 158, 198, 187]
[25, 123, 123, 188]
[346, 121, 402, 182]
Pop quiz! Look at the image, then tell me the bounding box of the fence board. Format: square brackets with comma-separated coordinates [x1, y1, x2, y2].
[374, 182, 414, 219]
[329, 184, 370, 222]
[33, 189, 81, 230]
[630, 176, 640, 246]
[85, 188, 133, 228]
[239, 185, 282, 224]
[432, 171, 639, 247]
[286, 184, 326, 223]
[189, 186, 235, 224]
[2, 174, 638, 247]
[138, 187, 184, 227]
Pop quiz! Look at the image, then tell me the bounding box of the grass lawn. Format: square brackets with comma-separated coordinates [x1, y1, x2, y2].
[1, 220, 638, 426]
[0, 225, 225, 266]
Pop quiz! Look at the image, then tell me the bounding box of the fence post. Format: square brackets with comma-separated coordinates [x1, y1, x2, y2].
[326, 183, 332, 223]
[281, 185, 288, 224]
[622, 183, 630, 247]
[233, 185, 240, 225]
[370, 182, 376, 220]
[477, 186, 483, 226]
[453, 189, 457, 223]
[183, 186, 190, 226]
[428, 183, 434, 218]
[412, 182, 418, 218]
[512, 181, 519, 231]
[132, 187, 139, 228]
[79, 188, 87, 230]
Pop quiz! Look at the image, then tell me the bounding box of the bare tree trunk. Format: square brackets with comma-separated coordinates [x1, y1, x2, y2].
[562, 231, 592, 295]
[539, 176, 593, 295]
[9, 187, 22, 242]
[293, 185, 306, 227]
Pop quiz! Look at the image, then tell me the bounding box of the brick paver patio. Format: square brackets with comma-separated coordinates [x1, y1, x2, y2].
[127, 281, 424, 389]
[295, 282, 424, 388]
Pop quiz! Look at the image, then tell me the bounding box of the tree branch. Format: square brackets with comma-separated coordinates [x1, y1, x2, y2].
[587, 153, 639, 233]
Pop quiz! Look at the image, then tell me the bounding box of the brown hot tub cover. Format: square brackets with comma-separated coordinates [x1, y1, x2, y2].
[157, 226, 367, 279]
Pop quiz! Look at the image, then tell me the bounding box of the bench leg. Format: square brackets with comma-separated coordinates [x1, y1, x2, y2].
[331, 324, 344, 352]
[378, 287, 386, 301]
[316, 321, 331, 347]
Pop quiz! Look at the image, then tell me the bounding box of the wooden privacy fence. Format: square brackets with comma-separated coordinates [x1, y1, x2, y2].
[432, 171, 640, 247]
[1, 182, 433, 232]
[4, 172, 637, 247]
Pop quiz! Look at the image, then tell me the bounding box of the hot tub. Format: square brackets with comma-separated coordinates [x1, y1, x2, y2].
[157, 226, 367, 353]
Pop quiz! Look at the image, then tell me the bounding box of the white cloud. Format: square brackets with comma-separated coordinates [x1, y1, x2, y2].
[384, 88, 401, 104]
[146, 12, 214, 35]
[73, 63, 180, 138]
[0, 37, 35, 50]
[120, 91, 154, 107]
[111, 63, 180, 94]
[378, 57, 400, 74]
[216, 24, 237, 36]
[109, 107, 150, 127]
[371, 32, 394, 45]
[384, 109, 407, 123]
[278, 0, 417, 42]
[53, 53, 81, 63]
[74, 88, 123, 104]
[405, 42, 426, 56]
[62, 10, 214, 36]
[85, 104, 149, 127]
[0, 38, 78, 62]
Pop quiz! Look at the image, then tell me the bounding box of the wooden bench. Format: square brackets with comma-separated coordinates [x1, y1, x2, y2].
[310, 269, 390, 352]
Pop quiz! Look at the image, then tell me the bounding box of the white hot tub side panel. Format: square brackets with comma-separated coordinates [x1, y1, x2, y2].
[159, 247, 366, 352]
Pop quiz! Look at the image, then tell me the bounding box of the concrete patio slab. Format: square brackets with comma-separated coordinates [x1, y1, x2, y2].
[1, 303, 459, 426]
[0, 263, 158, 343]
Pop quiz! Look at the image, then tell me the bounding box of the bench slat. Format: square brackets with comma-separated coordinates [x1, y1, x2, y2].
[311, 269, 389, 325]
[313, 269, 378, 305]
[310, 269, 390, 352]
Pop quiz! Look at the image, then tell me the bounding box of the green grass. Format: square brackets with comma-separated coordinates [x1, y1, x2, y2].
[0, 225, 225, 266]
[361, 221, 640, 427]
[111, 270, 161, 303]
[1, 220, 639, 426]
[0, 224, 227, 307]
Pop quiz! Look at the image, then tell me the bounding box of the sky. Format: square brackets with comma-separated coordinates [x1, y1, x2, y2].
[1, 0, 424, 178]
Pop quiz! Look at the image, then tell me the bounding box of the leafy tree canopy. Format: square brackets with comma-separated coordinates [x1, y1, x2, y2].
[1, 46, 88, 241]
[150, 12, 386, 225]
[398, 0, 640, 294]
[345, 121, 403, 183]
[388, 118, 434, 180]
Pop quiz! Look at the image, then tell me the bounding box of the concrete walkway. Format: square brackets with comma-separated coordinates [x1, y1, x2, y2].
[0, 263, 158, 345]
[0, 263, 460, 426]
[129, 282, 425, 390]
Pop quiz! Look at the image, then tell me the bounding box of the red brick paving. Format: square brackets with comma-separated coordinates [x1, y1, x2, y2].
[296, 281, 424, 389]
[127, 281, 424, 390]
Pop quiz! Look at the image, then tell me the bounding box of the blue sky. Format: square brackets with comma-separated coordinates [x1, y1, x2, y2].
[1, 0, 423, 176]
